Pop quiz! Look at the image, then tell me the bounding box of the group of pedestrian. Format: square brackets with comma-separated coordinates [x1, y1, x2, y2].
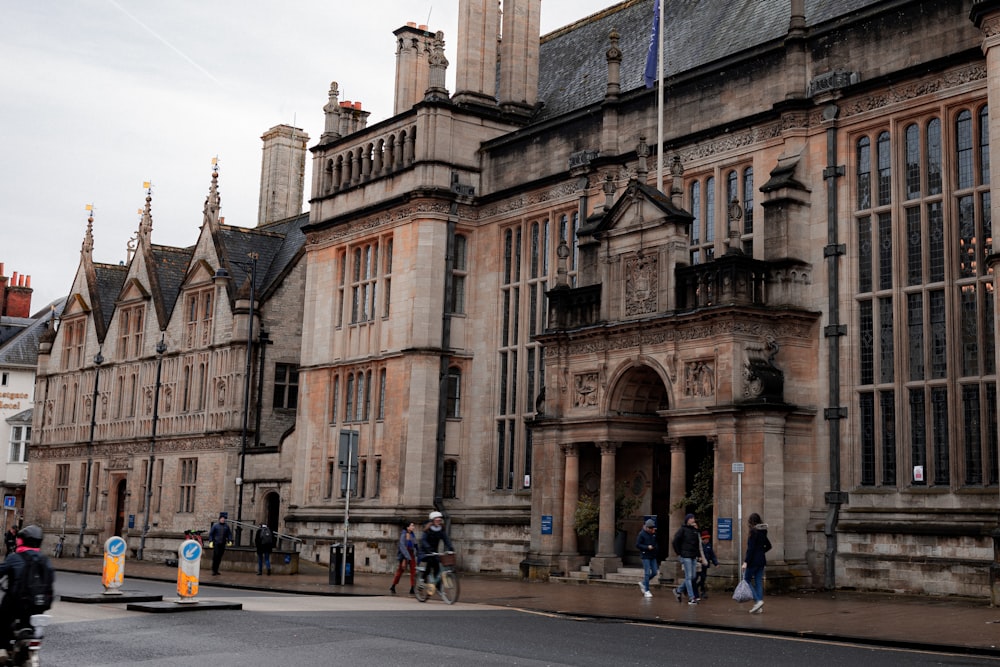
[203, 511, 278, 577]
[636, 511, 768, 614]
[389, 510, 454, 595]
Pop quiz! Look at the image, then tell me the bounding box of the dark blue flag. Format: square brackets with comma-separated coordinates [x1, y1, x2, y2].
[644, 0, 660, 89]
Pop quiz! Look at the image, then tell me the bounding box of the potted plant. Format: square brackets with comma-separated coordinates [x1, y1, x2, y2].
[573, 494, 599, 555]
[672, 456, 714, 530]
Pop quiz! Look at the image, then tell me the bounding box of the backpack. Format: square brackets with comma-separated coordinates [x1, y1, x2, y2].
[257, 526, 274, 550]
[13, 552, 53, 614]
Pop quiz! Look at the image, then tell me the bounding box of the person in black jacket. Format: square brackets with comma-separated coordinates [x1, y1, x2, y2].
[0, 525, 54, 659]
[672, 514, 705, 605]
[418, 511, 454, 584]
[207, 512, 233, 576]
[741, 512, 772, 613]
[635, 519, 658, 598]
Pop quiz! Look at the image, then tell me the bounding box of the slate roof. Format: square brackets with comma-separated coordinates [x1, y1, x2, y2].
[149, 244, 195, 323]
[218, 212, 310, 301]
[535, 0, 883, 121]
[92, 264, 127, 332]
[0, 297, 65, 368]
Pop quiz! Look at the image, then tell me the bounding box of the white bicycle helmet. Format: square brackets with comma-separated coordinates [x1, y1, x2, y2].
[429, 511, 443, 521]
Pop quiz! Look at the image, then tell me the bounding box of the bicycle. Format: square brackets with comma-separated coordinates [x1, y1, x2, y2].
[414, 551, 459, 604]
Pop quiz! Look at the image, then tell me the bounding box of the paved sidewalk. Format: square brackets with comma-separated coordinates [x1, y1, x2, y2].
[52, 556, 1000, 657]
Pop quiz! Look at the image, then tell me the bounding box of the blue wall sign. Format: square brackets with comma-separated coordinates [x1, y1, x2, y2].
[541, 515, 553, 535]
[128, 514, 135, 529]
[717, 518, 733, 541]
[2, 496, 15, 509]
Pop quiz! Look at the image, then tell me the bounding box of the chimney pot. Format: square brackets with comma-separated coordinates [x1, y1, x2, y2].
[407, 21, 416, 27]
[354, 101, 363, 110]
[24, 275, 30, 288]
[418, 24, 427, 30]
[11, 272, 17, 284]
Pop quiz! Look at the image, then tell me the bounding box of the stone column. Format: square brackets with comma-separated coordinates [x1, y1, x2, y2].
[597, 442, 618, 556]
[668, 438, 686, 536]
[588, 441, 622, 576]
[560, 443, 579, 555]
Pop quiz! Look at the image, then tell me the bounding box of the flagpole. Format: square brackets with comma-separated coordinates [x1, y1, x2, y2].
[656, 0, 665, 193]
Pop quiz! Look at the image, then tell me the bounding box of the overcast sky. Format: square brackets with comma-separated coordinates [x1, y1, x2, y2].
[0, 0, 618, 312]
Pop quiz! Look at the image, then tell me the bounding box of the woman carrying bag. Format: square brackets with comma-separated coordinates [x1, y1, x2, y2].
[739, 512, 771, 613]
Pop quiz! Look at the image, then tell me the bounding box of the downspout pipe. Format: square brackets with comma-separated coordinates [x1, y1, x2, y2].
[434, 202, 459, 520]
[822, 104, 848, 590]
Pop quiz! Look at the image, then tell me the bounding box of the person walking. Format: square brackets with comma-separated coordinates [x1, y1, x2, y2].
[390, 521, 418, 595]
[254, 522, 275, 576]
[742, 512, 772, 614]
[694, 529, 719, 599]
[635, 519, 658, 598]
[672, 513, 704, 605]
[3, 528, 15, 556]
[207, 512, 233, 576]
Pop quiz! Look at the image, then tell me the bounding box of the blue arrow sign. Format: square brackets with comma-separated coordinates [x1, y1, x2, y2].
[106, 536, 127, 557]
[181, 541, 202, 561]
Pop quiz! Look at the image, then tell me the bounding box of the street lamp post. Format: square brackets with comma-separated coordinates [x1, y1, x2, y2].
[236, 253, 259, 546]
[77, 350, 104, 558]
[138, 335, 166, 560]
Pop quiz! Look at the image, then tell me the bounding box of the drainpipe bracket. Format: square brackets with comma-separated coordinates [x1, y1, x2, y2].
[823, 324, 847, 337]
[823, 407, 847, 420]
[824, 491, 849, 505]
[823, 243, 846, 257]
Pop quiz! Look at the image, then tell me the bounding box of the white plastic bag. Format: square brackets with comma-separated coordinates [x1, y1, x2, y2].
[732, 579, 754, 603]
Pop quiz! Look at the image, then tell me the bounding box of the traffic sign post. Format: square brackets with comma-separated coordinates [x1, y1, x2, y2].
[732, 462, 745, 571]
[177, 539, 202, 603]
[102, 536, 127, 594]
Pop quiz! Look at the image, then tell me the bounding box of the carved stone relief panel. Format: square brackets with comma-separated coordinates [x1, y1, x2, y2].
[624, 253, 658, 317]
[574, 372, 599, 407]
[683, 360, 715, 398]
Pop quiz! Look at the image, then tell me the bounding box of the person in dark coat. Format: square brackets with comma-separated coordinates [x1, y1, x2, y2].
[741, 512, 772, 613]
[418, 511, 454, 584]
[3, 528, 15, 556]
[635, 519, 658, 598]
[672, 514, 705, 605]
[207, 512, 233, 576]
[694, 529, 719, 599]
[254, 522, 275, 576]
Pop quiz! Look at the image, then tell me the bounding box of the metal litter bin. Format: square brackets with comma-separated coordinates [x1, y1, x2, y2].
[329, 543, 355, 585]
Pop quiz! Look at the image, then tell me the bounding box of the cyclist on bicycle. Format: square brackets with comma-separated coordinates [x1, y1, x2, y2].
[418, 510, 454, 583]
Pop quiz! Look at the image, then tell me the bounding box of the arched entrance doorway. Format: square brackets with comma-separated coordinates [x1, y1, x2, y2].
[263, 492, 280, 532]
[113, 479, 127, 536]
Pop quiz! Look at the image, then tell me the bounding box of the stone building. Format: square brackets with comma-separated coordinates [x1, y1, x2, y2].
[290, 0, 1000, 598]
[27, 125, 311, 559]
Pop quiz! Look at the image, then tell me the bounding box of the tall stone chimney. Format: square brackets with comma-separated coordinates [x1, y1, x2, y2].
[453, 0, 500, 106]
[257, 124, 310, 227]
[0, 264, 33, 318]
[394, 23, 435, 114]
[499, 0, 541, 115]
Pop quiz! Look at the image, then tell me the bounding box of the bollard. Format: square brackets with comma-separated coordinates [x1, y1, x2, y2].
[102, 536, 126, 594]
[177, 539, 202, 604]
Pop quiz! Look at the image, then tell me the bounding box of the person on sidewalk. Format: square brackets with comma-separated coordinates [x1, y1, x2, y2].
[635, 519, 658, 598]
[694, 529, 719, 599]
[3, 528, 15, 556]
[742, 512, 772, 614]
[390, 521, 417, 595]
[672, 514, 705, 605]
[207, 512, 233, 576]
[254, 522, 275, 576]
